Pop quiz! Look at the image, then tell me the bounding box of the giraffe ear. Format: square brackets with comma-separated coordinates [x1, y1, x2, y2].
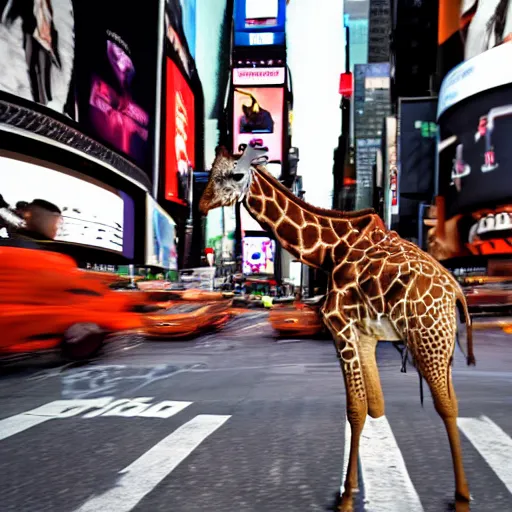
[215, 146, 231, 158]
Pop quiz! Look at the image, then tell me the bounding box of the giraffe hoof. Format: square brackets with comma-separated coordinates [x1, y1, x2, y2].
[337, 492, 354, 512]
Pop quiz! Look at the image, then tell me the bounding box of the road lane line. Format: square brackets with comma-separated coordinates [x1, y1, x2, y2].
[0, 414, 53, 442]
[340, 416, 424, 511]
[340, 417, 350, 495]
[73, 414, 231, 512]
[458, 416, 512, 494]
[0, 398, 113, 441]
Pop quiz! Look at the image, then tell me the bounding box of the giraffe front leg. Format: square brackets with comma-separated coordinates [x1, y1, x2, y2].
[327, 320, 368, 512]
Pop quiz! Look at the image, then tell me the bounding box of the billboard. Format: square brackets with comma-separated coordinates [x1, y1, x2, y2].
[0, 152, 134, 258]
[165, 58, 195, 205]
[438, 0, 512, 82]
[166, 0, 196, 78]
[73, 0, 159, 174]
[233, 0, 286, 46]
[429, 44, 512, 261]
[242, 236, 275, 275]
[232, 67, 286, 86]
[398, 98, 437, 198]
[0, 0, 76, 117]
[233, 87, 283, 162]
[145, 195, 178, 269]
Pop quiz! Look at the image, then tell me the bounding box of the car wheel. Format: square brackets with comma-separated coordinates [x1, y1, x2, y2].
[61, 323, 105, 361]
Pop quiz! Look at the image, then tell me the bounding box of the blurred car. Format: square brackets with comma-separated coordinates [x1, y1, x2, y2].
[0, 247, 144, 360]
[143, 301, 232, 339]
[268, 295, 330, 338]
[463, 280, 512, 314]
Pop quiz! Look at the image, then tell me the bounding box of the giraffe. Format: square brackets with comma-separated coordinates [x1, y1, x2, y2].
[199, 144, 476, 512]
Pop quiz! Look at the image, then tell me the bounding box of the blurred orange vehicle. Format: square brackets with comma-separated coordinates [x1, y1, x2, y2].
[143, 301, 232, 339]
[268, 296, 330, 338]
[0, 247, 144, 360]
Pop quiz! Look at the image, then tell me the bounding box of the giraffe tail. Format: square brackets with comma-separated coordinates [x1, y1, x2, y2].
[455, 288, 476, 366]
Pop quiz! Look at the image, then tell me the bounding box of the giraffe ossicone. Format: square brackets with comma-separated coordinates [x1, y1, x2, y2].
[199, 145, 476, 512]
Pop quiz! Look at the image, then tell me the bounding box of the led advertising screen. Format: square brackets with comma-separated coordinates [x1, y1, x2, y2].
[242, 236, 275, 275]
[438, 0, 512, 82]
[165, 58, 195, 205]
[0, 152, 134, 257]
[233, 87, 283, 162]
[398, 98, 437, 198]
[233, 0, 286, 46]
[73, 0, 159, 174]
[145, 196, 178, 269]
[0, 0, 76, 117]
[428, 45, 512, 262]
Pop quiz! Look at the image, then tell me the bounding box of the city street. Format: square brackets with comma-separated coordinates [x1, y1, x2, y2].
[0, 313, 511, 512]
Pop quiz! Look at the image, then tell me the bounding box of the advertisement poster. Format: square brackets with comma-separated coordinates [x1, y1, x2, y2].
[165, 0, 196, 78]
[165, 58, 195, 205]
[73, 0, 159, 173]
[205, 205, 236, 262]
[0, 0, 76, 117]
[233, 87, 283, 162]
[0, 152, 134, 257]
[438, 0, 512, 82]
[146, 196, 178, 269]
[243, 236, 275, 275]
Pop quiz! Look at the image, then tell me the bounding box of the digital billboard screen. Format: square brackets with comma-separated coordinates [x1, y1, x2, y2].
[233, 87, 283, 162]
[73, 0, 159, 174]
[398, 98, 437, 198]
[165, 58, 195, 205]
[145, 196, 178, 269]
[0, 152, 134, 258]
[438, 0, 512, 82]
[0, 0, 76, 118]
[242, 236, 275, 275]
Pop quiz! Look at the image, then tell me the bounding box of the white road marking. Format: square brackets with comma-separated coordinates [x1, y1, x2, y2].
[0, 398, 113, 441]
[73, 414, 231, 512]
[340, 416, 351, 495]
[238, 321, 268, 332]
[341, 416, 424, 511]
[458, 415, 512, 494]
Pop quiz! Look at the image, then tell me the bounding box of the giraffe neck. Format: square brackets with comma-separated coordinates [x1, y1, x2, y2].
[243, 167, 379, 269]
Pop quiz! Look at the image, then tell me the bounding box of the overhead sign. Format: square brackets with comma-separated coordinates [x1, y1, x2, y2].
[233, 67, 286, 85]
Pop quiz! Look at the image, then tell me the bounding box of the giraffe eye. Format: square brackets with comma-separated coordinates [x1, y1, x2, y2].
[232, 173, 244, 182]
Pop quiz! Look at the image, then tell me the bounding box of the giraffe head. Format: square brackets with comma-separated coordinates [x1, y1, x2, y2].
[199, 144, 268, 215]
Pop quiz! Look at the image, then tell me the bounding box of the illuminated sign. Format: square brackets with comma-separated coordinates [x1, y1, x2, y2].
[233, 67, 286, 85]
[249, 33, 274, 45]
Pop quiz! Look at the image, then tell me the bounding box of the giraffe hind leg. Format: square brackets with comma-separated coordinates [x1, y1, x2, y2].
[415, 339, 470, 510]
[358, 334, 385, 418]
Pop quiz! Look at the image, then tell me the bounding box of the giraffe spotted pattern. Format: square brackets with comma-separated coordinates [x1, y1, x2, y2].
[199, 147, 476, 512]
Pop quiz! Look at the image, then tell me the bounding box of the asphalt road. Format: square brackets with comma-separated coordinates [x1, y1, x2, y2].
[0, 312, 511, 512]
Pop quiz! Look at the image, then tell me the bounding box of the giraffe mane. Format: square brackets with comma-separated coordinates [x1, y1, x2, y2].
[252, 166, 376, 219]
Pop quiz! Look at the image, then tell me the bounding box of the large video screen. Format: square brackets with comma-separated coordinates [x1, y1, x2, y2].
[0, 0, 76, 117]
[145, 196, 178, 269]
[233, 87, 283, 162]
[73, 1, 159, 173]
[242, 236, 275, 275]
[438, 0, 512, 81]
[0, 153, 134, 257]
[429, 62, 512, 261]
[398, 98, 437, 198]
[165, 58, 195, 205]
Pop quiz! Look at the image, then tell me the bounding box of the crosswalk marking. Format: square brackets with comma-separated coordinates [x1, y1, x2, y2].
[458, 416, 512, 495]
[358, 416, 424, 511]
[340, 416, 424, 511]
[73, 414, 231, 512]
